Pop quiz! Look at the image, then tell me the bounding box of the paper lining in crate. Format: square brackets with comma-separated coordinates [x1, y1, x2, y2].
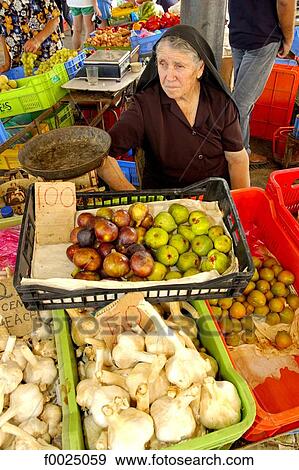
[22, 196, 238, 298]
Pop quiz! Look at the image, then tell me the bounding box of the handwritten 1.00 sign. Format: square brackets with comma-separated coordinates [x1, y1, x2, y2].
[35, 182, 76, 245]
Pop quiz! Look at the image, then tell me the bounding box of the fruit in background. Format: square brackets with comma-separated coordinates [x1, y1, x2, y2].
[280, 307, 295, 324]
[177, 224, 195, 242]
[272, 264, 283, 277]
[243, 280, 256, 295]
[218, 298, 233, 310]
[269, 297, 285, 313]
[96, 207, 113, 220]
[275, 331, 292, 349]
[35, 48, 78, 74]
[183, 268, 200, 277]
[214, 234, 232, 254]
[70, 226, 83, 244]
[266, 312, 280, 326]
[74, 271, 100, 281]
[103, 252, 130, 278]
[271, 281, 288, 297]
[66, 243, 80, 262]
[251, 268, 259, 282]
[145, 227, 168, 249]
[73, 248, 101, 272]
[128, 202, 148, 226]
[208, 225, 224, 242]
[226, 333, 241, 347]
[177, 251, 200, 272]
[136, 226, 147, 244]
[208, 299, 219, 306]
[256, 280, 270, 294]
[126, 243, 146, 258]
[168, 203, 189, 225]
[263, 257, 277, 268]
[191, 235, 213, 257]
[201, 250, 229, 275]
[112, 209, 131, 228]
[77, 212, 95, 229]
[210, 306, 222, 319]
[156, 245, 179, 267]
[231, 318, 242, 333]
[169, 233, 189, 254]
[254, 305, 269, 317]
[241, 316, 254, 331]
[140, 213, 154, 229]
[97, 242, 114, 258]
[191, 216, 210, 235]
[259, 267, 275, 282]
[77, 228, 95, 247]
[247, 290, 267, 307]
[242, 331, 257, 344]
[278, 270, 295, 285]
[154, 212, 177, 233]
[21, 52, 38, 76]
[130, 251, 154, 278]
[147, 262, 168, 281]
[189, 210, 206, 224]
[219, 317, 233, 334]
[252, 256, 262, 269]
[94, 219, 118, 242]
[287, 293, 299, 310]
[118, 226, 138, 246]
[165, 271, 182, 280]
[229, 302, 246, 319]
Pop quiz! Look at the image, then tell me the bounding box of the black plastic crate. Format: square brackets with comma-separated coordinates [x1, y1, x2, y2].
[14, 178, 254, 310]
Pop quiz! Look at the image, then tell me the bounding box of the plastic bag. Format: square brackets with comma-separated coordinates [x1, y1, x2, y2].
[0, 226, 21, 272]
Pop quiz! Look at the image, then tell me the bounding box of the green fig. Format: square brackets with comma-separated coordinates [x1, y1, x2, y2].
[168, 203, 189, 224]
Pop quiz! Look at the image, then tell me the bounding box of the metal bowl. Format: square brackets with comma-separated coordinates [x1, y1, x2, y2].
[18, 126, 111, 180]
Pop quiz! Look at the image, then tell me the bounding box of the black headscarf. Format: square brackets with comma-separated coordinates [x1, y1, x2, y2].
[136, 24, 232, 101]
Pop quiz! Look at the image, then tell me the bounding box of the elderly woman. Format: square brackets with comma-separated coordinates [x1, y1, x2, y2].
[98, 25, 250, 191]
[0, 0, 63, 72]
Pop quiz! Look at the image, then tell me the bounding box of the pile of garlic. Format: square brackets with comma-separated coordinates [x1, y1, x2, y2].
[72, 301, 242, 450]
[0, 313, 62, 450]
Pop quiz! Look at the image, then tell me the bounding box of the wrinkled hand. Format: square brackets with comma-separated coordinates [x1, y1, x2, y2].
[24, 37, 41, 53]
[277, 39, 293, 58]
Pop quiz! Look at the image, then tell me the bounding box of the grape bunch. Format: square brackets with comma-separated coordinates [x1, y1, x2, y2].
[21, 52, 38, 77]
[35, 48, 78, 75]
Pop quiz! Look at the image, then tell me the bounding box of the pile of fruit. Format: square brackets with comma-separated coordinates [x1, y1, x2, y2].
[66, 201, 233, 282]
[0, 75, 17, 92]
[209, 255, 299, 349]
[133, 12, 180, 31]
[85, 27, 131, 48]
[21, 48, 78, 76]
[137, 1, 164, 20]
[111, 2, 138, 18]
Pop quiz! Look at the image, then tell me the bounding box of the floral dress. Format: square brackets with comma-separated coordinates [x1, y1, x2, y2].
[0, 0, 63, 67]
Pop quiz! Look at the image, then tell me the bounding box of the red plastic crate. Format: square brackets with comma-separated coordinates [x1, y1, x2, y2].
[250, 64, 299, 141]
[231, 187, 299, 441]
[266, 168, 299, 245]
[272, 126, 294, 164]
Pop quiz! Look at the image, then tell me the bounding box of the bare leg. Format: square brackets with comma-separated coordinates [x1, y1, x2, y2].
[72, 14, 83, 50]
[83, 14, 94, 42]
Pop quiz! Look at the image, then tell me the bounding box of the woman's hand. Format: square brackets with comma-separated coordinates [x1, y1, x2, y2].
[24, 37, 41, 53]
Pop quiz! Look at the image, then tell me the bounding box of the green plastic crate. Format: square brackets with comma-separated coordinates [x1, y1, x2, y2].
[45, 103, 75, 130]
[53, 301, 255, 450]
[0, 64, 69, 118]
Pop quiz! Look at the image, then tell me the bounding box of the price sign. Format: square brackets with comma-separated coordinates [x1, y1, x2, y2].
[35, 182, 76, 245]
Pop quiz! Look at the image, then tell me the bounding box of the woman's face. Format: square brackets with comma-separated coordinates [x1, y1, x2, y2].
[157, 43, 204, 100]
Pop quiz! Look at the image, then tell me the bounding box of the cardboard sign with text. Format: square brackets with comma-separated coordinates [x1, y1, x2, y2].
[35, 181, 76, 245]
[95, 293, 156, 350]
[0, 276, 38, 336]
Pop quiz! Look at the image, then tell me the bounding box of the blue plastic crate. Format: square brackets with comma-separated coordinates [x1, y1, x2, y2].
[275, 58, 298, 66]
[4, 66, 25, 79]
[65, 51, 86, 79]
[0, 120, 9, 144]
[130, 29, 168, 56]
[117, 160, 139, 186]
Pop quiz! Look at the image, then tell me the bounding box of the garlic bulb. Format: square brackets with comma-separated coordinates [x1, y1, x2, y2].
[96, 430, 108, 450]
[68, 309, 99, 347]
[19, 418, 48, 439]
[41, 404, 62, 438]
[83, 415, 102, 450]
[200, 377, 241, 430]
[112, 332, 156, 369]
[10, 340, 27, 370]
[90, 386, 130, 428]
[0, 383, 44, 427]
[0, 360, 23, 413]
[32, 338, 57, 360]
[199, 352, 218, 378]
[150, 385, 199, 443]
[2, 423, 58, 450]
[168, 302, 198, 339]
[103, 402, 154, 450]
[76, 379, 101, 409]
[21, 345, 57, 389]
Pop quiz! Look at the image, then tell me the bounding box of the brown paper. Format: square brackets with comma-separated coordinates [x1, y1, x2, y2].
[0, 277, 38, 336]
[95, 293, 155, 350]
[35, 182, 76, 245]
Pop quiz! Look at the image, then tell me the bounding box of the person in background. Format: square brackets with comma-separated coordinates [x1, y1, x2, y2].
[67, 0, 101, 49]
[97, 1, 112, 28]
[0, 0, 63, 72]
[55, 0, 73, 35]
[135, 0, 178, 12]
[228, 0, 296, 164]
[97, 25, 250, 191]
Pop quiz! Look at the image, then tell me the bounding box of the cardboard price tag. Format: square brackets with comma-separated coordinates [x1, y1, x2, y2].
[35, 182, 76, 245]
[0, 277, 38, 336]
